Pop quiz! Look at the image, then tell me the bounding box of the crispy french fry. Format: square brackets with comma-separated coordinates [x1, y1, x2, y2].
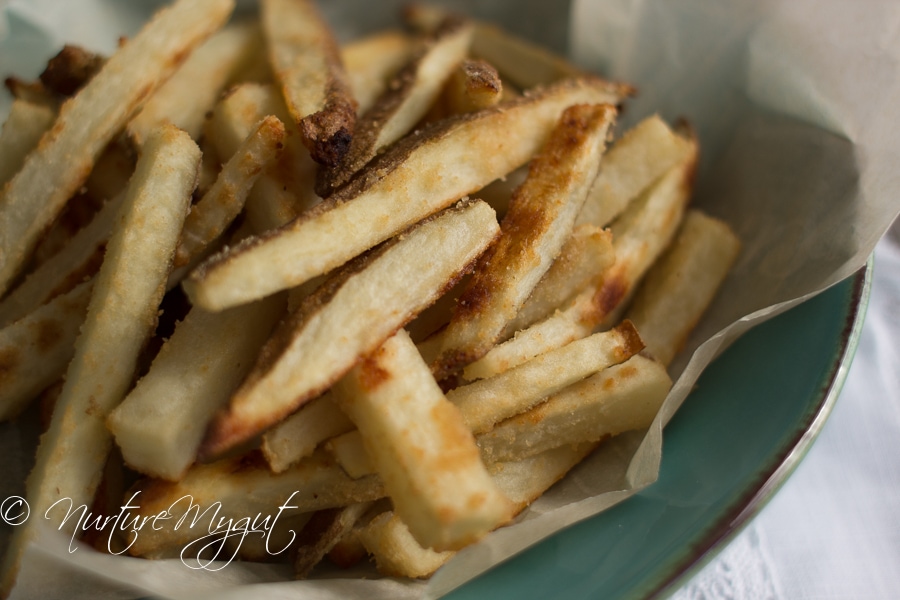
[319, 18, 474, 193]
[342, 30, 415, 115]
[626, 210, 741, 366]
[200, 199, 500, 457]
[186, 77, 631, 312]
[293, 502, 373, 578]
[0, 194, 122, 327]
[38, 45, 105, 97]
[124, 450, 385, 557]
[262, 392, 354, 473]
[262, 0, 357, 166]
[332, 329, 513, 551]
[205, 83, 318, 232]
[107, 293, 285, 481]
[128, 22, 262, 146]
[170, 115, 286, 283]
[432, 103, 617, 379]
[578, 115, 696, 228]
[326, 430, 374, 479]
[0, 0, 234, 296]
[0, 125, 200, 596]
[497, 223, 614, 346]
[478, 355, 672, 463]
[426, 58, 503, 122]
[446, 322, 644, 434]
[357, 511, 455, 579]
[0, 99, 56, 188]
[0, 279, 93, 422]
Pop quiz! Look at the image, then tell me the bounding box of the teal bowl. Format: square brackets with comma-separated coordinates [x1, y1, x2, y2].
[445, 262, 872, 600]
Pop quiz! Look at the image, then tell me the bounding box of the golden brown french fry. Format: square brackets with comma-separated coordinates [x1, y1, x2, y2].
[626, 210, 741, 366]
[477, 355, 672, 463]
[170, 115, 286, 282]
[37, 45, 105, 97]
[262, 0, 357, 166]
[0, 99, 56, 188]
[200, 199, 500, 457]
[0, 193, 121, 327]
[432, 103, 617, 380]
[0, 125, 200, 596]
[578, 115, 696, 228]
[261, 392, 354, 473]
[128, 22, 262, 146]
[427, 58, 503, 121]
[107, 293, 285, 481]
[124, 450, 385, 557]
[0, 279, 93, 422]
[446, 322, 644, 434]
[357, 511, 455, 579]
[319, 18, 474, 193]
[341, 30, 415, 115]
[184, 77, 631, 312]
[332, 329, 513, 551]
[0, 0, 234, 296]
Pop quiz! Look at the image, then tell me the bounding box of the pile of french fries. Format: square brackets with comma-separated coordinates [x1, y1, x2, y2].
[0, 0, 741, 592]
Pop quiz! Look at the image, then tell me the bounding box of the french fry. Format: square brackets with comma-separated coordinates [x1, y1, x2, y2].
[170, 115, 286, 282]
[446, 322, 644, 434]
[342, 30, 416, 115]
[326, 430, 374, 479]
[332, 329, 513, 551]
[262, 392, 354, 473]
[498, 223, 614, 345]
[432, 103, 617, 379]
[0, 194, 122, 327]
[477, 355, 672, 463]
[293, 501, 373, 578]
[184, 76, 631, 312]
[124, 450, 385, 557]
[128, 22, 262, 146]
[425, 58, 503, 122]
[626, 210, 741, 366]
[107, 293, 285, 481]
[262, 0, 357, 166]
[319, 18, 474, 193]
[3, 77, 56, 107]
[200, 199, 500, 457]
[204, 83, 318, 232]
[578, 115, 696, 228]
[0, 0, 234, 296]
[0, 279, 92, 422]
[357, 511, 455, 579]
[83, 139, 136, 203]
[0, 125, 200, 596]
[0, 99, 56, 188]
[38, 45, 105, 97]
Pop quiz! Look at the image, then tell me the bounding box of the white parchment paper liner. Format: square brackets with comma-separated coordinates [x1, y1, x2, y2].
[1, 0, 899, 598]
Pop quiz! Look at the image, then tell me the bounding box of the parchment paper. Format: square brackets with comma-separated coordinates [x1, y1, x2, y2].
[1, 0, 899, 598]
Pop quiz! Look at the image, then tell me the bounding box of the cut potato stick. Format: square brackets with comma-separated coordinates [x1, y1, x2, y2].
[125, 450, 385, 557]
[107, 293, 285, 481]
[0, 99, 56, 188]
[342, 30, 416, 115]
[185, 76, 631, 312]
[332, 329, 512, 551]
[426, 58, 503, 122]
[0, 193, 121, 327]
[293, 501, 373, 578]
[128, 22, 261, 146]
[432, 103, 617, 379]
[0, 125, 200, 596]
[578, 115, 696, 228]
[498, 223, 614, 342]
[0, 279, 93, 422]
[626, 210, 741, 366]
[262, 392, 354, 473]
[478, 355, 671, 463]
[205, 83, 318, 232]
[262, 0, 356, 166]
[326, 430, 374, 479]
[358, 511, 456, 579]
[170, 115, 286, 281]
[200, 200, 500, 457]
[0, 0, 234, 296]
[446, 321, 644, 434]
[320, 18, 474, 193]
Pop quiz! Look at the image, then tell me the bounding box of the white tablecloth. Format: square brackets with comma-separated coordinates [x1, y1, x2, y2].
[674, 219, 900, 600]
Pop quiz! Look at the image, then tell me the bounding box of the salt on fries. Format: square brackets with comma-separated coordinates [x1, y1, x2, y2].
[0, 0, 742, 592]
